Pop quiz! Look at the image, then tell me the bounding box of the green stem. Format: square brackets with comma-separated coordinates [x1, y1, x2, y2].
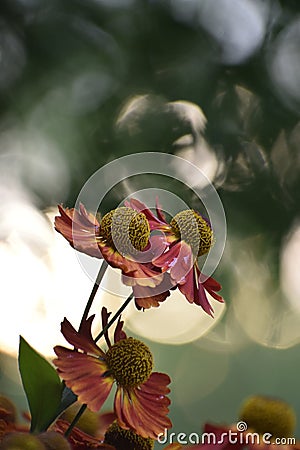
[95, 292, 134, 342]
[64, 404, 87, 438]
[79, 260, 108, 332]
[64, 291, 134, 438]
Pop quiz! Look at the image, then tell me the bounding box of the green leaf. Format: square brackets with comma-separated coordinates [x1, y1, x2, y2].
[18, 336, 63, 432]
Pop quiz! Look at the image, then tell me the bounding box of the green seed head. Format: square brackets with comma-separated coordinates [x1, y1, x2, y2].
[239, 395, 296, 438]
[104, 421, 154, 450]
[100, 207, 150, 255]
[106, 337, 153, 388]
[170, 210, 213, 256]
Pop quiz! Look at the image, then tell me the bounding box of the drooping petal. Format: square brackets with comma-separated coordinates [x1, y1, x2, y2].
[53, 347, 113, 412]
[202, 276, 224, 303]
[55, 205, 102, 258]
[178, 267, 214, 316]
[113, 372, 172, 439]
[132, 274, 174, 309]
[100, 244, 163, 288]
[60, 317, 103, 356]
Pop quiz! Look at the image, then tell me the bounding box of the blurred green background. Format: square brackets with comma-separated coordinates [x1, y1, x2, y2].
[0, 0, 300, 444]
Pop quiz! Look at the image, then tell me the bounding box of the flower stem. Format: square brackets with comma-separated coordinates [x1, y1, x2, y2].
[95, 292, 134, 342]
[64, 404, 87, 438]
[79, 260, 109, 332]
[64, 291, 134, 438]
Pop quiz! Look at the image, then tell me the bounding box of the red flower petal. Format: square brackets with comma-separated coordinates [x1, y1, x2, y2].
[113, 372, 171, 440]
[60, 317, 103, 356]
[154, 241, 196, 286]
[53, 347, 113, 412]
[125, 198, 170, 231]
[202, 277, 224, 303]
[178, 267, 214, 316]
[55, 205, 102, 258]
[100, 244, 163, 288]
[132, 274, 173, 310]
[113, 316, 127, 343]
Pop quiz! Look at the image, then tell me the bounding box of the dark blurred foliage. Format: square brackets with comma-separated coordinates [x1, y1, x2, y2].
[0, 0, 300, 276]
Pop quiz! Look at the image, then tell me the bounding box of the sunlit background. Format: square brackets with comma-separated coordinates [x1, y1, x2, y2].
[1, 0, 300, 444]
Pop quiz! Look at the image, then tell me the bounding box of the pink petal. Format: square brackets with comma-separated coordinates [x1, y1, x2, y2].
[125, 198, 169, 230]
[178, 267, 214, 316]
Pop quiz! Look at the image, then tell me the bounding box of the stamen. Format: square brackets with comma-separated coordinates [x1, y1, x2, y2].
[170, 210, 213, 256]
[100, 207, 150, 254]
[106, 337, 153, 388]
[239, 395, 296, 438]
[104, 421, 154, 450]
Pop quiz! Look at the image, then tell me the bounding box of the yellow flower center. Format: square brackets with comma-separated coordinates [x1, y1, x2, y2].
[104, 421, 154, 450]
[239, 395, 296, 438]
[170, 210, 213, 256]
[100, 207, 150, 254]
[106, 337, 153, 388]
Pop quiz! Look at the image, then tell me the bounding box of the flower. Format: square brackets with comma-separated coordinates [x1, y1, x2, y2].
[104, 421, 182, 450]
[53, 307, 172, 440]
[55, 204, 165, 290]
[198, 396, 300, 450]
[54, 418, 181, 450]
[126, 198, 224, 316]
[0, 430, 72, 450]
[53, 419, 115, 449]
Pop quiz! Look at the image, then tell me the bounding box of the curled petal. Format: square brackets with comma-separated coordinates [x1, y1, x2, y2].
[53, 347, 113, 412]
[125, 198, 169, 231]
[60, 317, 103, 356]
[55, 205, 102, 258]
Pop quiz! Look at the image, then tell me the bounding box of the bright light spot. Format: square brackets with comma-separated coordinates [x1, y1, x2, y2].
[198, 0, 266, 64]
[231, 237, 300, 349]
[125, 289, 225, 345]
[269, 18, 300, 112]
[0, 207, 97, 357]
